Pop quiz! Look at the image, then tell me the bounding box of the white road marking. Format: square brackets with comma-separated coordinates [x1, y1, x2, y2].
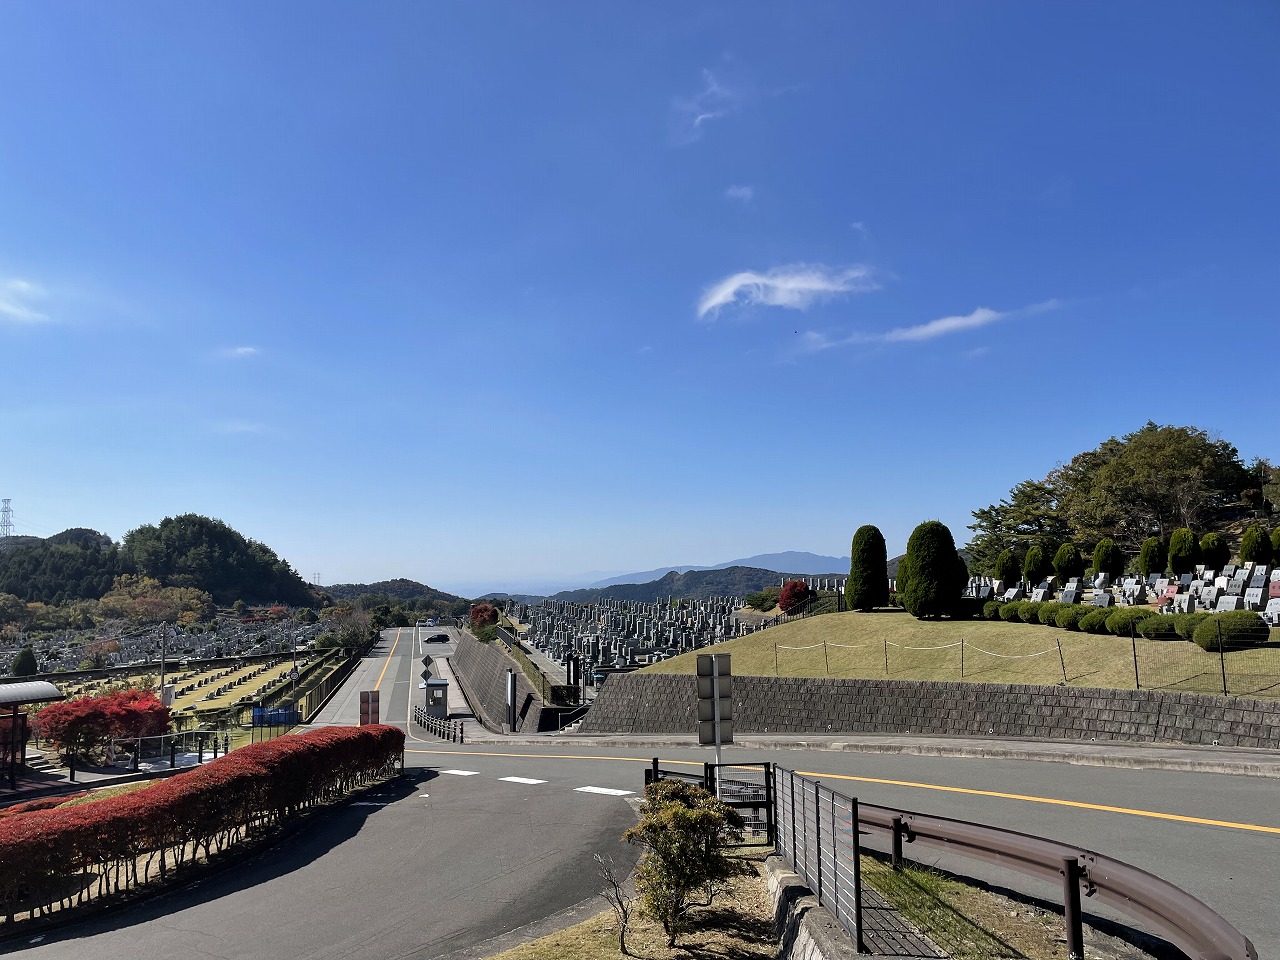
[419, 794, 431, 798]
[440, 769, 480, 776]
[575, 786, 634, 796]
[499, 776, 547, 785]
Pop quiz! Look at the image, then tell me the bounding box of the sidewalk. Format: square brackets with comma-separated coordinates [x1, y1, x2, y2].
[2, 751, 193, 807]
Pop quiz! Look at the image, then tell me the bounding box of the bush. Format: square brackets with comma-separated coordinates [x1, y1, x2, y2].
[1104, 607, 1156, 636]
[1172, 611, 1212, 640]
[899, 521, 964, 619]
[1091, 538, 1125, 580]
[1198, 532, 1230, 572]
[1052, 543, 1085, 585]
[1018, 601, 1043, 624]
[1167, 528, 1199, 575]
[1239, 524, 1272, 565]
[1037, 601, 1063, 625]
[1272, 528, 1280, 559]
[1137, 615, 1181, 641]
[998, 602, 1023, 622]
[1022, 545, 1053, 587]
[1055, 605, 1085, 630]
[995, 549, 1021, 589]
[1192, 611, 1272, 651]
[779, 580, 813, 615]
[846, 525, 890, 612]
[744, 586, 780, 612]
[982, 600, 1003, 620]
[9, 645, 37, 677]
[1079, 608, 1111, 633]
[1138, 537, 1167, 579]
[469, 603, 499, 630]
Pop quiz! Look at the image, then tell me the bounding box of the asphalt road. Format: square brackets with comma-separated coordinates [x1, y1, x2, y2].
[5, 628, 1277, 958]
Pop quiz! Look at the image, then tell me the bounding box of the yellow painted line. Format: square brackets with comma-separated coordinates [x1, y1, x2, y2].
[374, 629, 403, 691]
[403, 747, 1280, 835]
[794, 769, 1280, 836]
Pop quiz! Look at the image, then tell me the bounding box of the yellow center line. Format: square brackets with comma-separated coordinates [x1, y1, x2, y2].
[403, 747, 1280, 835]
[374, 628, 403, 691]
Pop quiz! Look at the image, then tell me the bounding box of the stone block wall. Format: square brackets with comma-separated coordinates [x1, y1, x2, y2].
[576, 673, 1280, 749]
[451, 632, 546, 733]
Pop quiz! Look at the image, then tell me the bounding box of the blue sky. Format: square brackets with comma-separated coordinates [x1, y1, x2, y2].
[1, 2, 1276, 597]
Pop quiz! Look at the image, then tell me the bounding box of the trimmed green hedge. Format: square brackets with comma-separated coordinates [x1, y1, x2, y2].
[1192, 611, 1272, 651]
[1037, 601, 1063, 625]
[998, 602, 1024, 622]
[1137, 615, 1182, 641]
[983, 600, 1002, 620]
[1055, 605, 1085, 630]
[1104, 607, 1157, 636]
[1079, 608, 1111, 633]
[1017, 601, 1043, 624]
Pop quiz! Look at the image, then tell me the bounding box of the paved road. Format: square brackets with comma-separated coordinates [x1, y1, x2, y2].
[6, 627, 1277, 958]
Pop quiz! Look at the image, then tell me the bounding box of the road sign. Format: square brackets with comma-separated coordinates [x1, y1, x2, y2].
[697, 654, 732, 760]
[359, 690, 380, 725]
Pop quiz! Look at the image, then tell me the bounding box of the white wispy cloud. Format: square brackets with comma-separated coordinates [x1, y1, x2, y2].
[792, 299, 1062, 356]
[672, 70, 740, 144]
[697, 264, 878, 320]
[219, 346, 260, 359]
[213, 420, 266, 434]
[724, 185, 754, 202]
[0, 278, 50, 323]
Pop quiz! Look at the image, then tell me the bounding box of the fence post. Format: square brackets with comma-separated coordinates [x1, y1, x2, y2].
[891, 816, 904, 870]
[1218, 621, 1229, 697]
[790, 770, 798, 871]
[68, 754, 76, 783]
[883, 638, 889, 676]
[170, 741, 177, 769]
[1061, 856, 1085, 960]
[132, 740, 140, 772]
[1057, 637, 1068, 685]
[814, 781, 823, 905]
[1130, 627, 1140, 690]
[198, 734, 204, 764]
[851, 796, 866, 953]
[960, 638, 965, 679]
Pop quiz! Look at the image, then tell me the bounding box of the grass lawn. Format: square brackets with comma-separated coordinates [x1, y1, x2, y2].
[641, 610, 1280, 698]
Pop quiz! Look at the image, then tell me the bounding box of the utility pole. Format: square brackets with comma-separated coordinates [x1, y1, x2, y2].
[0, 499, 12, 551]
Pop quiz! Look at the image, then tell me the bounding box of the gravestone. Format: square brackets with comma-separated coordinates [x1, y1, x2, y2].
[1195, 564, 1206, 577]
[1269, 580, 1280, 600]
[1092, 592, 1115, 608]
[1215, 595, 1244, 613]
[1031, 588, 1049, 603]
[1223, 564, 1237, 579]
[1265, 598, 1280, 625]
[1059, 589, 1080, 605]
[1154, 578, 1170, 595]
[1002, 586, 1025, 602]
[1179, 574, 1194, 587]
[975, 585, 993, 600]
[1244, 587, 1265, 610]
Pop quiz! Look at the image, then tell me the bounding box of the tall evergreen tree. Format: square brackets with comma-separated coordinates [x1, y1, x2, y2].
[900, 521, 963, 619]
[994, 549, 1021, 588]
[1138, 537, 1167, 578]
[1022, 544, 1053, 586]
[1167, 528, 1199, 575]
[1052, 543, 1085, 585]
[1091, 538, 1125, 579]
[1198, 532, 1230, 571]
[845, 525, 889, 612]
[10, 645, 38, 677]
[1238, 524, 1272, 565]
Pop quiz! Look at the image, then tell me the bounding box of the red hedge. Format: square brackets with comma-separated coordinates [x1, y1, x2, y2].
[0, 724, 404, 922]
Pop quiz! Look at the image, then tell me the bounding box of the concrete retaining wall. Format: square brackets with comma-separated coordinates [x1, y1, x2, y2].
[576, 673, 1280, 749]
[450, 632, 547, 733]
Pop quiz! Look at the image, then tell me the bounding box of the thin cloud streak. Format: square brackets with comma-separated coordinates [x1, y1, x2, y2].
[219, 346, 260, 358]
[672, 70, 739, 145]
[794, 299, 1062, 355]
[724, 185, 754, 202]
[697, 264, 877, 320]
[0, 278, 50, 323]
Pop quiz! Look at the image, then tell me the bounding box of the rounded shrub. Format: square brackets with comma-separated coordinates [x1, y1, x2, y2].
[1079, 608, 1111, 633]
[995, 549, 1022, 589]
[998, 602, 1024, 622]
[1104, 607, 1156, 636]
[1052, 543, 1085, 585]
[1018, 601, 1043, 624]
[1091, 538, 1125, 580]
[900, 521, 964, 619]
[846, 524, 890, 611]
[982, 600, 1002, 620]
[1198, 532, 1230, 572]
[1055, 605, 1085, 630]
[1038, 601, 1063, 625]
[1192, 611, 1271, 651]
[1138, 537, 1167, 579]
[1239, 524, 1272, 566]
[1172, 611, 1211, 640]
[1167, 528, 1198, 576]
[1137, 615, 1182, 641]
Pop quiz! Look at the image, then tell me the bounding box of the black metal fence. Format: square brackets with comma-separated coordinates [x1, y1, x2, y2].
[774, 766, 1257, 960]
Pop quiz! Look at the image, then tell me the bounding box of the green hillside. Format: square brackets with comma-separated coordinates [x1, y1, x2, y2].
[641, 609, 1280, 699]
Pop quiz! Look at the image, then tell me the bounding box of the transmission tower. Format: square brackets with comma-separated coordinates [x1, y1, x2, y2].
[0, 499, 12, 550]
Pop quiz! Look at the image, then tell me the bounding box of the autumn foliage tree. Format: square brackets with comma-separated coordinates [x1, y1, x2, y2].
[32, 689, 171, 760]
[469, 603, 499, 629]
[778, 580, 812, 615]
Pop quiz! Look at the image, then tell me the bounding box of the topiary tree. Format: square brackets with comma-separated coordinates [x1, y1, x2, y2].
[1272, 528, 1280, 560]
[778, 580, 812, 615]
[1199, 532, 1230, 571]
[1022, 545, 1053, 587]
[1091, 538, 1125, 579]
[624, 779, 745, 947]
[899, 521, 963, 619]
[1052, 543, 1084, 585]
[1138, 537, 1167, 579]
[1238, 524, 1272, 565]
[846, 525, 890, 612]
[994, 549, 1022, 589]
[10, 645, 38, 677]
[1168, 528, 1198, 576]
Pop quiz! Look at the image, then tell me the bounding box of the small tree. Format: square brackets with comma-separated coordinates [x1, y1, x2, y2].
[1238, 524, 1272, 565]
[1091, 538, 1125, 579]
[1168, 528, 1199, 576]
[744, 586, 780, 612]
[10, 645, 38, 677]
[1022, 545, 1053, 587]
[995, 549, 1022, 588]
[1138, 537, 1167, 578]
[1052, 543, 1084, 585]
[1272, 528, 1280, 560]
[1199, 532, 1230, 571]
[469, 603, 499, 629]
[778, 580, 812, 615]
[624, 779, 745, 946]
[594, 853, 634, 956]
[846, 525, 890, 611]
[900, 521, 962, 619]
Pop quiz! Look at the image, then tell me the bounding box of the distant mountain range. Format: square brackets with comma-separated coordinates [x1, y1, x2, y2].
[586, 551, 849, 589]
[548, 566, 805, 604]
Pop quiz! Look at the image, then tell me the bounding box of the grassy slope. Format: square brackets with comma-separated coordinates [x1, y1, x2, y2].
[641, 610, 1280, 697]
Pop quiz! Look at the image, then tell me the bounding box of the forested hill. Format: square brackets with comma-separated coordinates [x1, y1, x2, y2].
[549, 566, 792, 603]
[322, 578, 468, 607]
[0, 514, 315, 607]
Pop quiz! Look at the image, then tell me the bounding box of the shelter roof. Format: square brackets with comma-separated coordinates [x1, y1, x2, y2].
[0, 680, 65, 709]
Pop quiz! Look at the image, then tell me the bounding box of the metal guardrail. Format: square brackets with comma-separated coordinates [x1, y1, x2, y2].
[412, 705, 464, 743]
[775, 767, 1257, 960]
